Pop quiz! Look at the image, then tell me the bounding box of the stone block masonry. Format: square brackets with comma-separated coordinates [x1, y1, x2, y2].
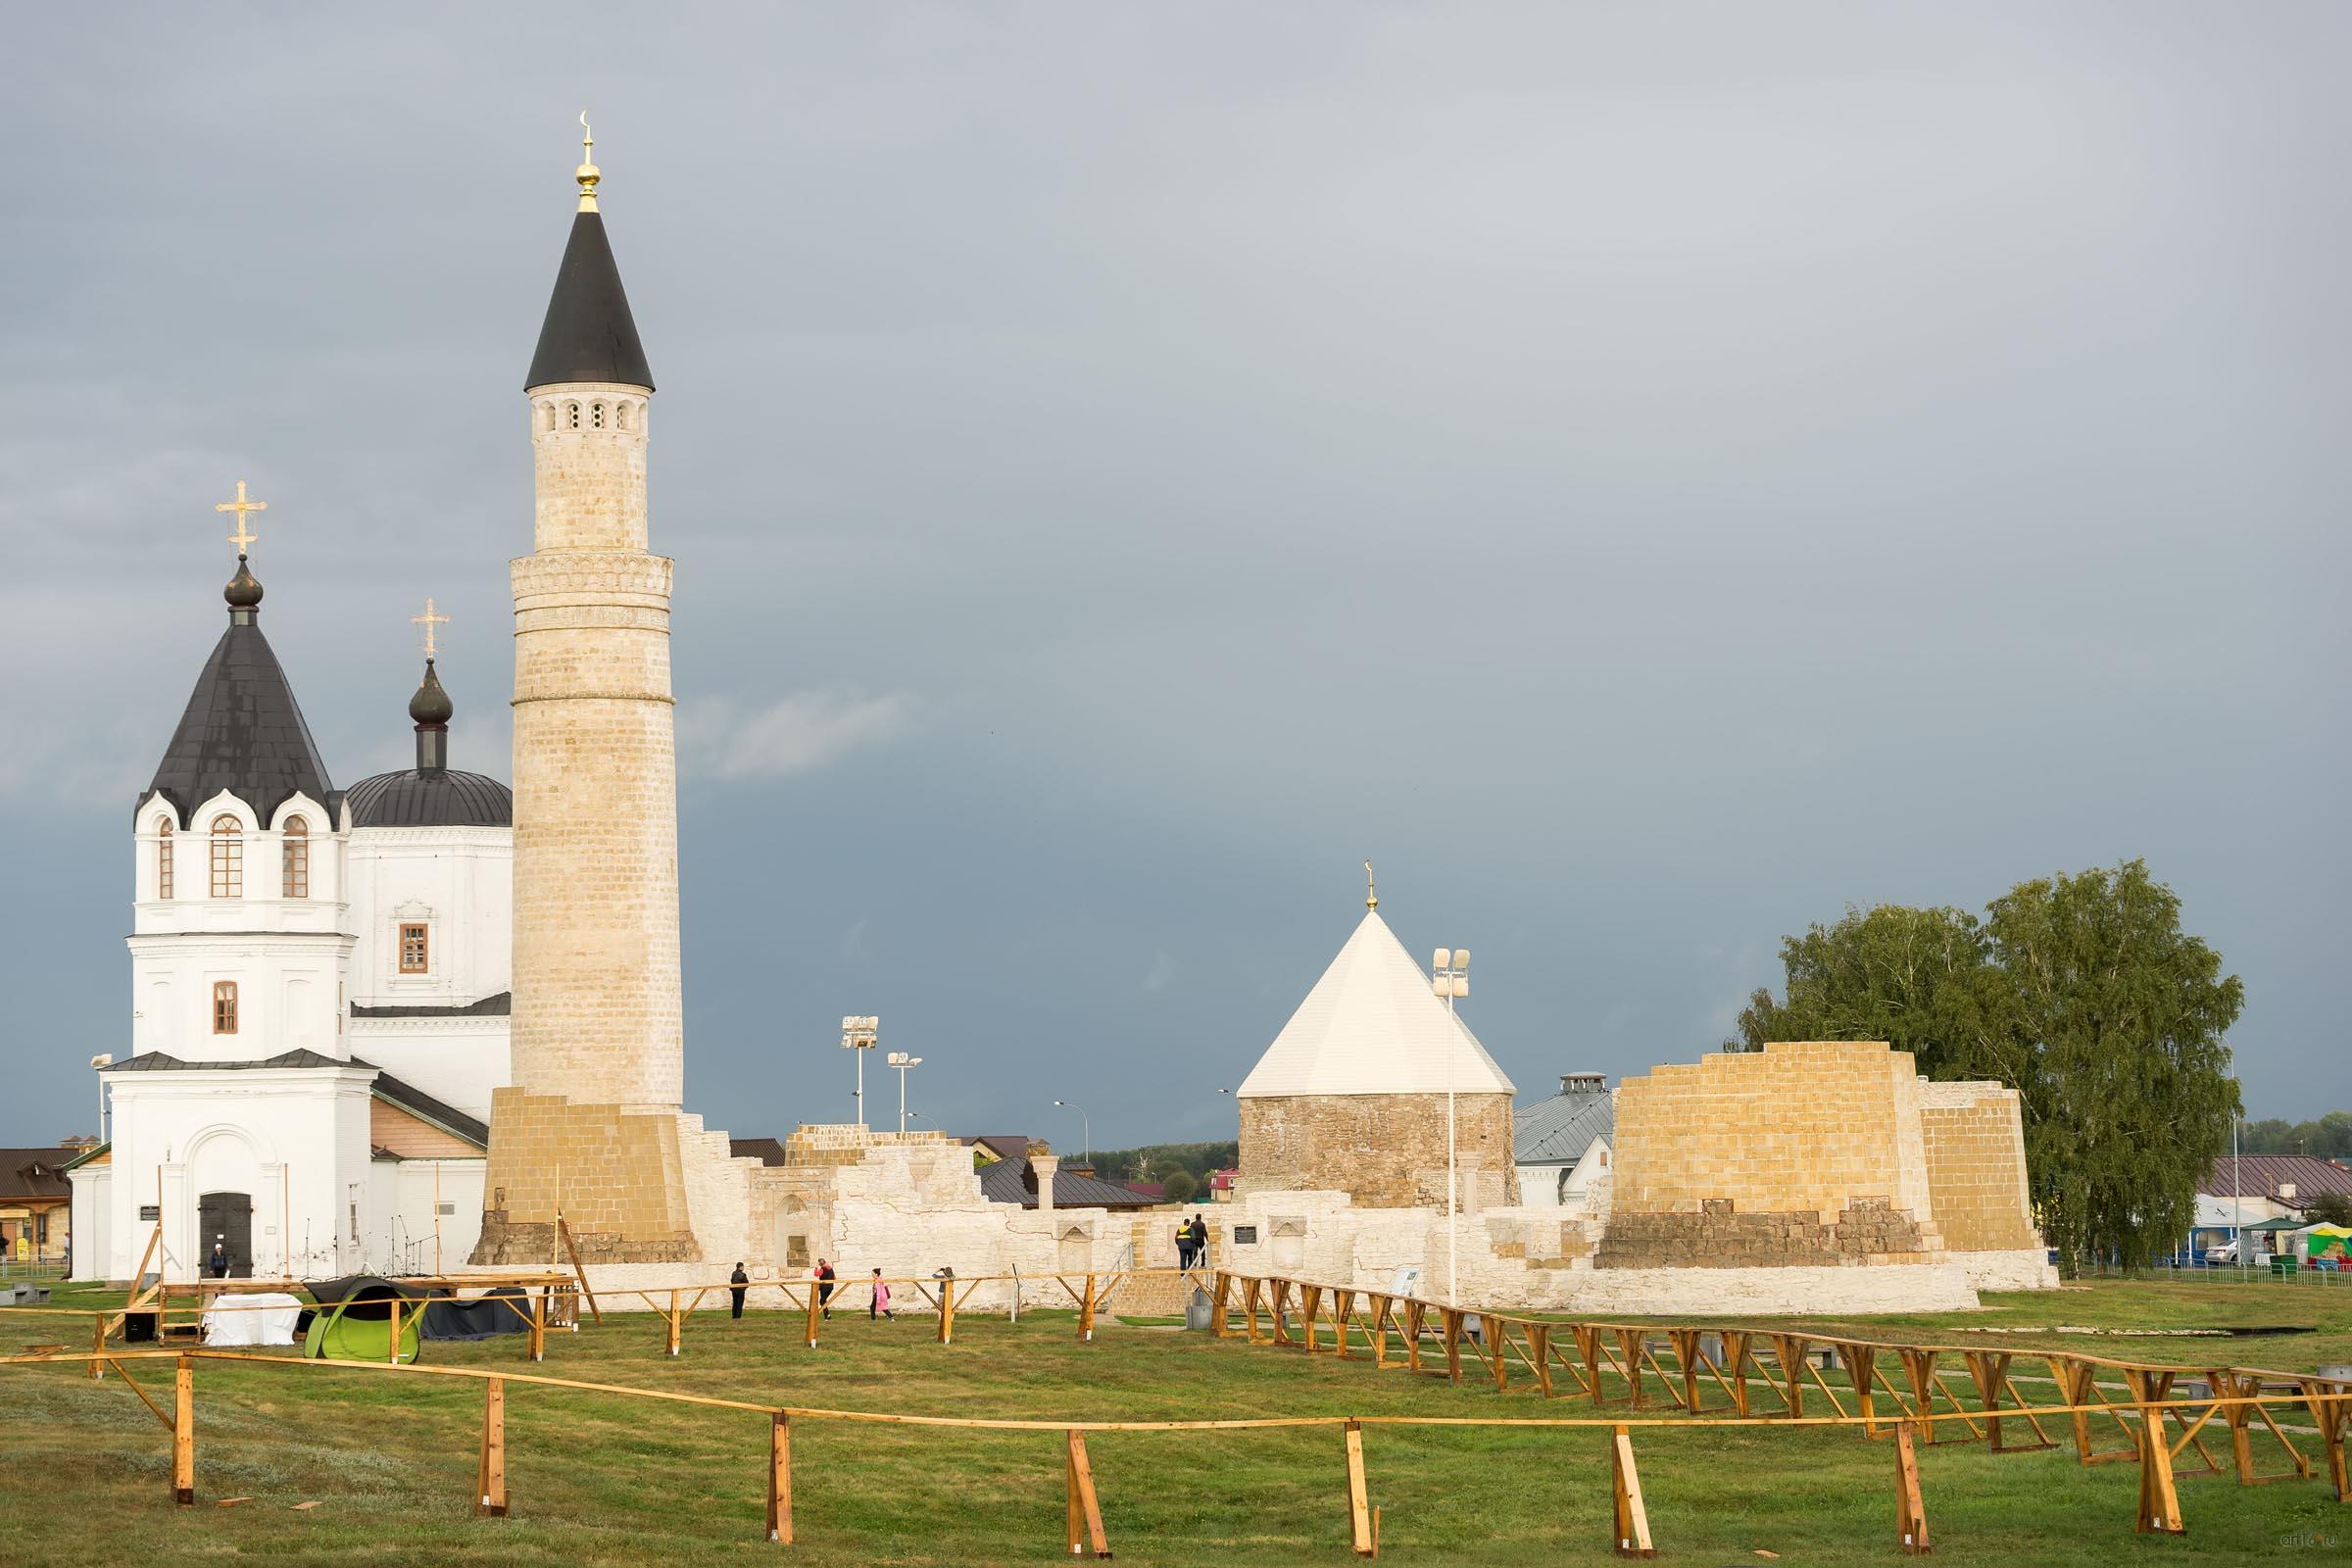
[1239, 1092, 1519, 1210]
[1608, 1042, 1939, 1226]
[1917, 1080, 2042, 1253]
[474, 375, 699, 1264]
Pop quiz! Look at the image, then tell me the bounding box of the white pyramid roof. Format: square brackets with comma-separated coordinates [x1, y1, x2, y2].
[1238, 909, 1517, 1098]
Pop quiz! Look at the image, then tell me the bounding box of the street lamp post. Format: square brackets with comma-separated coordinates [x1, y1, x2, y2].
[887, 1051, 923, 1137]
[841, 1015, 878, 1129]
[1053, 1100, 1090, 1164]
[1431, 946, 1470, 1308]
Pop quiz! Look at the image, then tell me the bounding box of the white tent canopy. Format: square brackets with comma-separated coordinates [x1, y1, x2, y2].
[1239, 909, 1515, 1099]
[201, 1292, 304, 1347]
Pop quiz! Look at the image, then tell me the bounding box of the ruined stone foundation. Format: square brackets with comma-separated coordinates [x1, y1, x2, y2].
[1239, 1092, 1519, 1209]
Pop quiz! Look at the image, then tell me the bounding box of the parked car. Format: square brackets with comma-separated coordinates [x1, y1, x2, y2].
[2205, 1242, 2238, 1264]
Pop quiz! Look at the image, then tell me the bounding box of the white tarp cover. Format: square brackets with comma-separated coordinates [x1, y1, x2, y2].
[202, 1292, 304, 1347]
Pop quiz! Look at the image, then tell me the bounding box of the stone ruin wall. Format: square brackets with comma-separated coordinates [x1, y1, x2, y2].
[1593, 1042, 1946, 1269]
[1915, 1080, 2041, 1252]
[1239, 1092, 1519, 1210]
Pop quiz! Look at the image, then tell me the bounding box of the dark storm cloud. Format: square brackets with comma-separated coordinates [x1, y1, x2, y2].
[4, 3, 2344, 1144]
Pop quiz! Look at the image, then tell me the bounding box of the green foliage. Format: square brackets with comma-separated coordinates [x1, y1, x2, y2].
[1090, 1141, 1238, 1184]
[1732, 858, 2244, 1274]
[1159, 1169, 1200, 1204]
[2240, 1112, 2352, 1160]
[2308, 1192, 2352, 1227]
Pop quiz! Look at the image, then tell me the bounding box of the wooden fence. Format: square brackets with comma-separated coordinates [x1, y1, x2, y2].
[0, 1340, 2342, 1556]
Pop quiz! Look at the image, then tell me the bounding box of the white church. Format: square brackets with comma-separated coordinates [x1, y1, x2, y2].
[67, 552, 514, 1283]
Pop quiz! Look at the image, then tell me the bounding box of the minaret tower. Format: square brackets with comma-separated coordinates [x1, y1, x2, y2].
[474, 122, 699, 1263]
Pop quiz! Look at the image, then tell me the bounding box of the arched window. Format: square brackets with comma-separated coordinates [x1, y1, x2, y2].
[282, 815, 309, 899]
[209, 816, 242, 898]
[156, 817, 174, 900]
[615, 401, 630, 431]
[212, 981, 239, 1035]
[566, 402, 581, 429]
[591, 401, 606, 429]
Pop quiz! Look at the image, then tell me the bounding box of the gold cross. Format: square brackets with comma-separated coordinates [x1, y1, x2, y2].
[214, 479, 268, 556]
[411, 597, 451, 660]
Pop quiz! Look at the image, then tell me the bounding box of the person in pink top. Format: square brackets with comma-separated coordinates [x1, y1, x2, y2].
[868, 1268, 894, 1320]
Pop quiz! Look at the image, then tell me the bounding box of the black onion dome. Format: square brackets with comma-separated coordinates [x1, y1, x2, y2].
[525, 210, 654, 391]
[345, 768, 513, 828]
[409, 661, 454, 725]
[143, 610, 335, 825]
[224, 557, 263, 609]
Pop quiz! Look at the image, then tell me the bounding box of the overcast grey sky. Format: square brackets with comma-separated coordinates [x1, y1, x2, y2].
[6, 3, 2344, 1149]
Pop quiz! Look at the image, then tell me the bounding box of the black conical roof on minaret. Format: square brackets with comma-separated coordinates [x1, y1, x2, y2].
[525, 208, 654, 391]
[142, 563, 337, 825]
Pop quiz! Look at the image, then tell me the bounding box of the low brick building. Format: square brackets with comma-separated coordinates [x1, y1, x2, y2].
[1236, 897, 1518, 1210]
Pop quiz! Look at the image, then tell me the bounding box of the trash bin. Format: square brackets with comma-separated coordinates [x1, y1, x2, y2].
[1186, 1287, 1214, 1332]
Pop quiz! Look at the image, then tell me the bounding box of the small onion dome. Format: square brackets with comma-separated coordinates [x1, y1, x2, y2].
[409, 660, 454, 726]
[224, 556, 264, 609]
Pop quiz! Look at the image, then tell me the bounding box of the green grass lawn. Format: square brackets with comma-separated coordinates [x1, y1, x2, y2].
[2, 1276, 2347, 1567]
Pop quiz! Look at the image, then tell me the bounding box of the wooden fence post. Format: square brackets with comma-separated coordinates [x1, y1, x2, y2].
[476, 1376, 510, 1517]
[938, 1276, 956, 1346]
[806, 1281, 822, 1348]
[665, 1289, 684, 1357]
[1079, 1275, 1098, 1344]
[90, 1316, 105, 1381]
[1609, 1424, 1653, 1558]
[171, 1353, 195, 1505]
[529, 1289, 547, 1363]
[2134, 1382, 2184, 1535]
[1211, 1272, 1232, 1339]
[766, 1413, 793, 1544]
[1064, 1430, 1109, 1558]
[388, 1299, 403, 1365]
[1894, 1422, 1930, 1554]
[1344, 1419, 1375, 1557]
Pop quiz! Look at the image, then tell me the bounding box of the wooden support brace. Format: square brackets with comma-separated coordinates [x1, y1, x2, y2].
[1064, 1429, 1110, 1558]
[2132, 1374, 2185, 1535]
[766, 1413, 793, 1544]
[1211, 1273, 1232, 1340]
[1404, 1301, 1425, 1373]
[1845, 1345, 1880, 1439]
[1485, 1315, 1508, 1392]
[1894, 1422, 1931, 1554]
[1299, 1286, 1322, 1353]
[1344, 1419, 1375, 1557]
[559, 1216, 603, 1324]
[475, 1376, 510, 1517]
[172, 1354, 194, 1505]
[1332, 1290, 1354, 1359]
[1610, 1425, 1655, 1558]
[1442, 1310, 1465, 1385]
[1531, 1324, 1554, 1399]
[2297, 1379, 2348, 1502]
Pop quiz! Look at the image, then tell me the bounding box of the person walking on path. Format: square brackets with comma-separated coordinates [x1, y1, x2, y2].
[730, 1262, 750, 1319]
[1174, 1223, 1194, 1270]
[869, 1268, 893, 1321]
[814, 1258, 837, 1319]
[1188, 1214, 1208, 1269]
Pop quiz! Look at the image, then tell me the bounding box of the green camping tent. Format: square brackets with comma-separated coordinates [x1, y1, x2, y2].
[301, 1276, 424, 1363]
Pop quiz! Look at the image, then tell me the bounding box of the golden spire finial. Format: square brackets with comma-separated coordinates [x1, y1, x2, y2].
[412, 597, 451, 660]
[575, 110, 601, 213]
[214, 479, 267, 557]
[1364, 859, 1378, 911]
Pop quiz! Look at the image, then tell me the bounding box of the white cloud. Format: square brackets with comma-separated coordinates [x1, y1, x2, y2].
[679, 691, 918, 782]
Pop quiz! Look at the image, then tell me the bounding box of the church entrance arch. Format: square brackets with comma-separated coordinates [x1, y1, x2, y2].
[198, 1192, 254, 1278]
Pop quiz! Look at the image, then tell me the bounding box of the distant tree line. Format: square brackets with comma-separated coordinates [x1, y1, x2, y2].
[1084, 1141, 1239, 1205]
[2238, 1112, 2352, 1162]
[1730, 858, 2243, 1274]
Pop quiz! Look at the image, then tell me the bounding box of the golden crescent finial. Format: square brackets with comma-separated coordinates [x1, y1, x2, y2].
[1364, 859, 1378, 911]
[575, 110, 601, 213]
